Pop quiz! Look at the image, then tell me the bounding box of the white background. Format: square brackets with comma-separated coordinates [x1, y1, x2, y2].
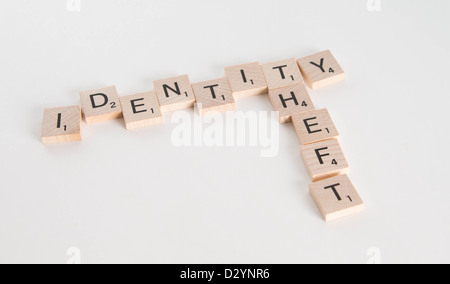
[0, 0, 449, 264]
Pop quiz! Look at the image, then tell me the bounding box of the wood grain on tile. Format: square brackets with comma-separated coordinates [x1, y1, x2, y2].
[120, 91, 163, 130]
[79, 86, 122, 124]
[309, 174, 364, 222]
[261, 58, 304, 90]
[153, 75, 196, 113]
[300, 138, 349, 182]
[225, 62, 268, 99]
[192, 77, 236, 116]
[41, 106, 81, 144]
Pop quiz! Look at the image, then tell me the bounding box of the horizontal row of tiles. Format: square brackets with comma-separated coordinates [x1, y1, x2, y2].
[40, 49, 362, 222]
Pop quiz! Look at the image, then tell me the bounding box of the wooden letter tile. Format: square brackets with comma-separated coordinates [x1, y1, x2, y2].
[268, 84, 315, 124]
[293, 108, 339, 145]
[261, 58, 304, 90]
[300, 138, 349, 182]
[224, 62, 268, 99]
[79, 86, 122, 124]
[41, 106, 81, 144]
[192, 77, 236, 116]
[297, 50, 346, 89]
[309, 174, 364, 222]
[120, 91, 163, 130]
[153, 75, 196, 113]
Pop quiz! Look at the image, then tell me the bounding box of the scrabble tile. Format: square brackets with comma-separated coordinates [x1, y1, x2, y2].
[297, 50, 346, 89]
[300, 138, 349, 182]
[293, 108, 339, 145]
[268, 84, 315, 124]
[153, 75, 196, 113]
[261, 58, 304, 90]
[79, 86, 122, 124]
[192, 77, 236, 116]
[224, 62, 268, 99]
[309, 174, 364, 222]
[120, 91, 163, 130]
[41, 106, 81, 144]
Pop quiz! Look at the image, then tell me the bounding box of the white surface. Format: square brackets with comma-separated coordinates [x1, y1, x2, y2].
[0, 0, 449, 264]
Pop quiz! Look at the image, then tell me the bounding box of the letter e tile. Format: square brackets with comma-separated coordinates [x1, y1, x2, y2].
[120, 91, 163, 130]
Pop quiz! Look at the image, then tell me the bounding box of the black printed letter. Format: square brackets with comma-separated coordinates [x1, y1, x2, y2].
[279, 92, 299, 108]
[90, 93, 108, 109]
[130, 98, 147, 114]
[240, 69, 247, 83]
[273, 65, 288, 79]
[310, 58, 325, 73]
[304, 117, 321, 134]
[315, 147, 330, 165]
[204, 84, 220, 99]
[324, 183, 342, 201]
[163, 82, 181, 98]
[57, 113, 62, 128]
